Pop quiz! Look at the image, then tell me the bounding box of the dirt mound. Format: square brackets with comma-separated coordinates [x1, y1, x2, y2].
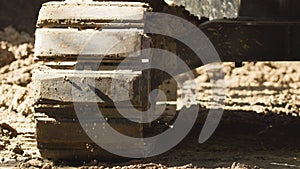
[0, 26, 34, 117]
[0, 27, 37, 165]
[179, 62, 300, 118]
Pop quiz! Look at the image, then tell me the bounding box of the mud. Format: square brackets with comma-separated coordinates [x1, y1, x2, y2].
[0, 27, 300, 168]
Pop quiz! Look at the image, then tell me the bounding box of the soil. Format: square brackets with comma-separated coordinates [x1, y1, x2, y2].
[0, 27, 300, 169]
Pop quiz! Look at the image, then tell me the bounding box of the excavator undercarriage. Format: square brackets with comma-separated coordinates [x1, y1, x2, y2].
[31, 0, 300, 160]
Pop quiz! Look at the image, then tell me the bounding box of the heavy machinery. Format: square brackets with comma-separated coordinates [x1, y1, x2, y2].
[31, 0, 300, 160]
[33, 0, 179, 159]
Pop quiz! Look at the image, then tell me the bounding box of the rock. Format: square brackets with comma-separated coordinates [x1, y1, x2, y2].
[26, 158, 43, 168]
[0, 142, 5, 150]
[13, 72, 31, 86]
[42, 163, 53, 169]
[0, 123, 18, 138]
[13, 144, 24, 155]
[18, 162, 30, 169]
[14, 43, 33, 60]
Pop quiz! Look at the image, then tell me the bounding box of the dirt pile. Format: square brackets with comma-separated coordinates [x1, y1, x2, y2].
[224, 62, 300, 116]
[179, 62, 300, 118]
[0, 26, 34, 116]
[0, 26, 37, 165]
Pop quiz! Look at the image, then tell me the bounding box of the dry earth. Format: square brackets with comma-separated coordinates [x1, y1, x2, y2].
[0, 27, 300, 168]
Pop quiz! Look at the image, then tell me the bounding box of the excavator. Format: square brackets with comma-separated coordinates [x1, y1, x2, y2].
[30, 0, 300, 160]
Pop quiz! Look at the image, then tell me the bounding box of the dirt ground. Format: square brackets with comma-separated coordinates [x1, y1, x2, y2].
[1, 27, 300, 169]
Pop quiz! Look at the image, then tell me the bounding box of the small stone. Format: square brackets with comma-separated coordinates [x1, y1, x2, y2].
[0, 123, 18, 138]
[13, 144, 24, 155]
[42, 163, 53, 169]
[0, 142, 5, 150]
[27, 159, 43, 168]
